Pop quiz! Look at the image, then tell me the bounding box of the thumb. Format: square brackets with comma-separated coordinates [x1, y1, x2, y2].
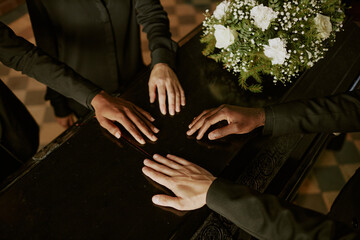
[208, 123, 242, 140]
[152, 194, 183, 210]
[97, 117, 121, 139]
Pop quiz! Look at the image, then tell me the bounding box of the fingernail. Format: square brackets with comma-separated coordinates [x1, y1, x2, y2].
[154, 127, 160, 133]
[115, 132, 121, 139]
[153, 154, 159, 159]
[152, 196, 159, 204]
[208, 134, 215, 140]
[186, 130, 192, 135]
[152, 136, 158, 141]
[140, 139, 146, 144]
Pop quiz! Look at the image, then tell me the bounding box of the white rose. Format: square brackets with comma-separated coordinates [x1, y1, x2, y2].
[314, 13, 332, 39]
[250, 4, 278, 31]
[214, 25, 237, 49]
[213, 1, 230, 20]
[263, 38, 289, 65]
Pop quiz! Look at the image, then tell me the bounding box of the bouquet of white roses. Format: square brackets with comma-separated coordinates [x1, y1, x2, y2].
[201, 0, 345, 92]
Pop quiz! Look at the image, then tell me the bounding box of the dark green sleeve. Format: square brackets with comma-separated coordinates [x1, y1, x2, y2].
[0, 22, 101, 110]
[207, 178, 359, 240]
[263, 90, 360, 136]
[135, 0, 178, 70]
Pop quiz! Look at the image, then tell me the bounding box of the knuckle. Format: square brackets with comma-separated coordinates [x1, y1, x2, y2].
[168, 87, 175, 94]
[221, 106, 229, 114]
[233, 124, 242, 132]
[123, 107, 132, 114]
[204, 116, 211, 123]
[168, 178, 176, 186]
[115, 112, 126, 120]
[201, 110, 208, 115]
[177, 201, 184, 209]
[169, 94, 175, 101]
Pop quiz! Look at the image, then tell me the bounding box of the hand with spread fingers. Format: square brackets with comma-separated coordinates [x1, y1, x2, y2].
[91, 91, 159, 144]
[148, 63, 185, 116]
[186, 104, 265, 140]
[142, 154, 216, 211]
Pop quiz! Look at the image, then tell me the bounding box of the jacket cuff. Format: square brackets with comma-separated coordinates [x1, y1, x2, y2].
[150, 43, 177, 70]
[86, 88, 102, 111]
[206, 178, 223, 208]
[206, 178, 247, 208]
[263, 106, 275, 136]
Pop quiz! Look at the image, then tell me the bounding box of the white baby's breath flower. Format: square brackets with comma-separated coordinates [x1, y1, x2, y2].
[306, 50, 312, 59]
[213, 1, 230, 20]
[263, 38, 289, 65]
[214, 24, 238, 49]
[250, 4, 278, 31]
[314, 13, 332, 39]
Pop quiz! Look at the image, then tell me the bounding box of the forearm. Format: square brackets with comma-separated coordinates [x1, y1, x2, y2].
[135, 0, 178, 69]
[263, 90, 360, 136]
[207, 178, 359, 240]
[0, 22, 101, 109]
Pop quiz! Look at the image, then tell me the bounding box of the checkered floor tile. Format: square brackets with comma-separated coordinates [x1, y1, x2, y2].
[294, 135, 360, 214]
[1, 1, 359, 217]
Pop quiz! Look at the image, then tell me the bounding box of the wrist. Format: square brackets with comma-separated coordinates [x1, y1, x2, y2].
[153, 63, 169, 69]
[91, 90, 109, 110]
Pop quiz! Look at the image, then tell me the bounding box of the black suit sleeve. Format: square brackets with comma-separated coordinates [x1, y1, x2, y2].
[263, 90, 360, 136]
[26, 0, 72, 116]
[206, 91, 360, 239]
[0, 22, 101, 111]
[207, 178, 360, 240]
[135, 0, 178, 70]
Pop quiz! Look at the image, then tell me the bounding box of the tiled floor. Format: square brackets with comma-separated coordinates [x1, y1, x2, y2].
[294, 135, 360, 214]
[1, 1, 360, 218]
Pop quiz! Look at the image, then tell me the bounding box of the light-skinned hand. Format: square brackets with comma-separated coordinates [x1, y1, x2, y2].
[91, 91, 159, 144]
[142, 154, 216, 211]
[187, 104, 265, 140]
[148, 63, 185, 116]
[55, 114, 75, 128]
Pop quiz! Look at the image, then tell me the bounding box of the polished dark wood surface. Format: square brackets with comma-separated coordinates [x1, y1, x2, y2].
[0, 20, 359, 239]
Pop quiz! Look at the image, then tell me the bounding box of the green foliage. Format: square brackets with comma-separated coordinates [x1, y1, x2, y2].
[268, 0, 282, 11]
[201, 33, 216, 56]
[200, 0, 345, 93]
